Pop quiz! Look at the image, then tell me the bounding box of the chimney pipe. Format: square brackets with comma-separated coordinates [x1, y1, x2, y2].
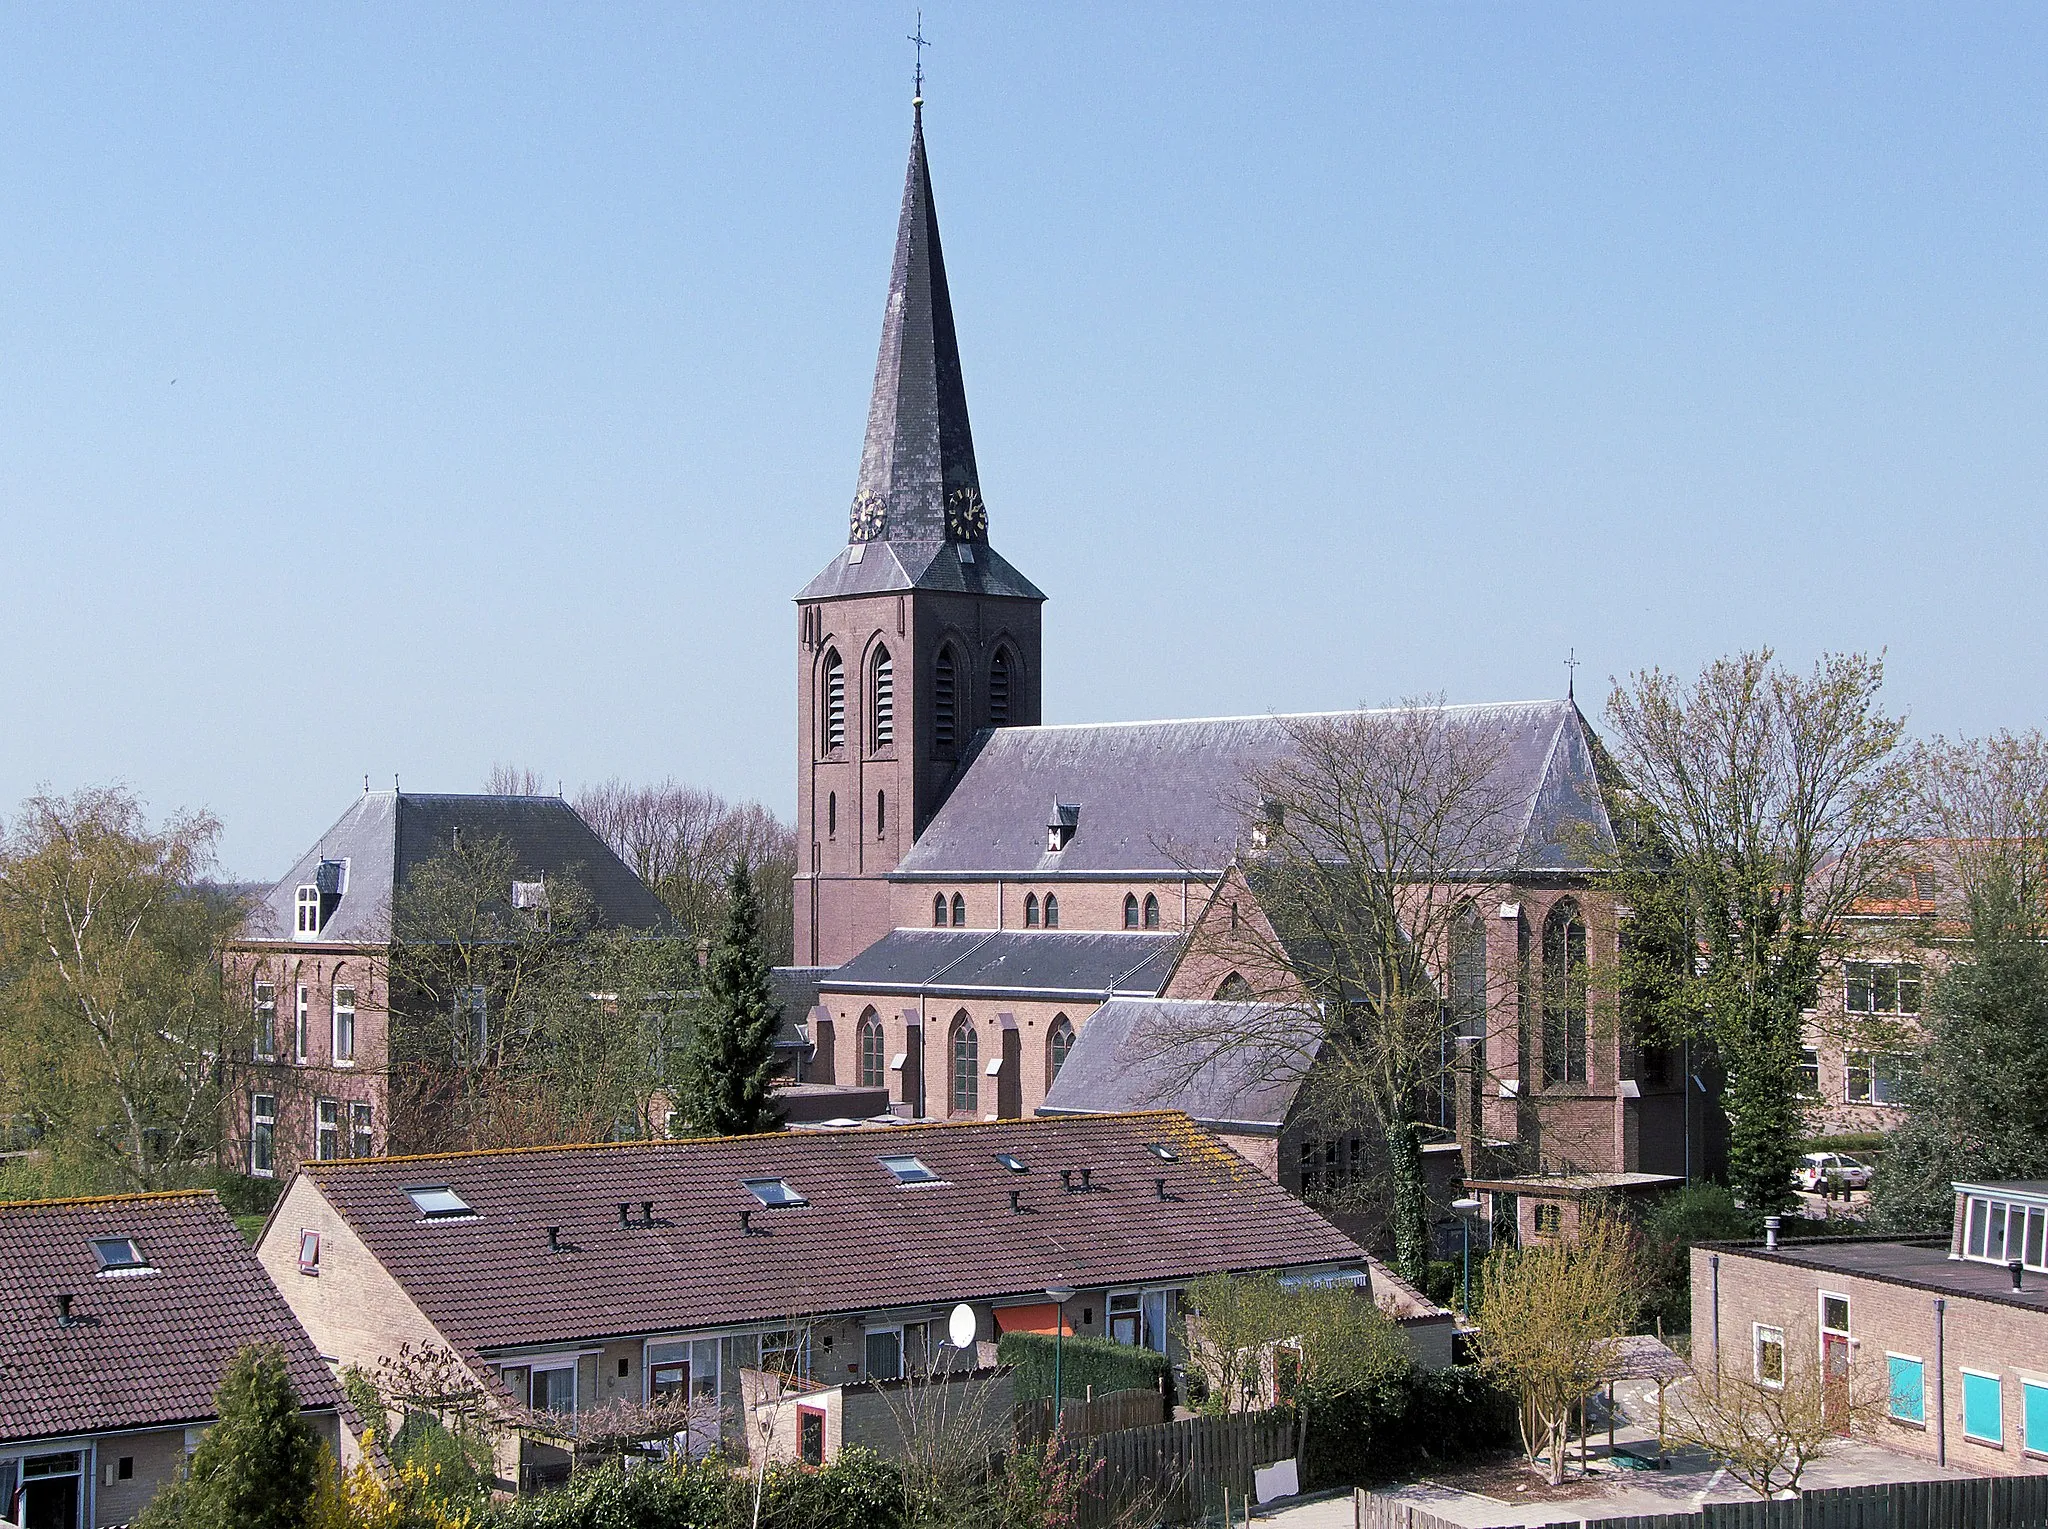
[1763, 1215, 1781, 1251]
[2012, 1260, 2025, 1292]
[1060, 1170, 1072, 1191]
[618, 1202, 631, 1228]
[55, 1293, 74, 1327]
[1155, 1177, 1167, 1199]
[1080, 1167, 1093, 1190]
[547, 1226, 561, 1252]
[1010, 1189, 1022, 1214]
[642, 1201, 654, 1225]
[740, 1209, 753, 1234]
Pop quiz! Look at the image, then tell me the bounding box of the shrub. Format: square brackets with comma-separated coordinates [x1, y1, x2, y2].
[1641, 1183, 1753, 1333]
[139, 1343, 324, 1529]
[483, 1457, 734, 1529]
[1300, 1365, 1516, 1488]
[996, 1332, 1173, 1410]
[756, 1447, 903, 1529]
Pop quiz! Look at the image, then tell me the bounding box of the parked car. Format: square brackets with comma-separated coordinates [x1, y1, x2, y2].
[1795, 1152, 1874, 1192]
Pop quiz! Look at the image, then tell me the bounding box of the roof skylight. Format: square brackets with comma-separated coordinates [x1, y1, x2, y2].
[995, 1153, 1029, 1173]
[745, 1178, 807, 1208]
[405, 1185, 476, 1221]
[1147, 1143, 1180, 1162]
[91, 1236, 151, 1274]
[880, 1155, 940, 1185]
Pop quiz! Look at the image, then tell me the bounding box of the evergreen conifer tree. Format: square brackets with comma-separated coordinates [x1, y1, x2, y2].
[678, 855, 785, 1135]
[138, 1343, 323, 1529]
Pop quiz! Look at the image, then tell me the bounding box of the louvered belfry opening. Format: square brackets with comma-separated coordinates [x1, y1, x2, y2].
[989, 648, 1009, 726]
[824, 651, 846, 752]
[872, 649, 894, 748]
[934, 647, 957, 753]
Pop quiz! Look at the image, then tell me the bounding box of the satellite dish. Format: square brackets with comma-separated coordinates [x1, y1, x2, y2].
[947, 1302, 978, 1350]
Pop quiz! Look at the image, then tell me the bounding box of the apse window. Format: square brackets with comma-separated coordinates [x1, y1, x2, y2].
[405, 1185, 476, 1221]
[880, 1155, 941, 1185]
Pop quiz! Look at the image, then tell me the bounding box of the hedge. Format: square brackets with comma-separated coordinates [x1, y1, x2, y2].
[1300, 1365, 1517, 1489]
[483, 1450, 904, 1529]
[996, 1332, 1174, 1410]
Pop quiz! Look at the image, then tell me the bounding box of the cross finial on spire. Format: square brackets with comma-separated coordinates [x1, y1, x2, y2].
[1565, 647, 1581, 701]
[909, 11, 929, 105]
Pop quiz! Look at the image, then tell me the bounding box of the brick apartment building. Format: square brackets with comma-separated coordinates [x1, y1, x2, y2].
[1694, 1179, 2048, 1475]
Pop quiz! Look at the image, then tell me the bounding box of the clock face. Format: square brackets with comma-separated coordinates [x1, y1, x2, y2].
[849, 491, 886, 542]
[946, 485, 988, 542]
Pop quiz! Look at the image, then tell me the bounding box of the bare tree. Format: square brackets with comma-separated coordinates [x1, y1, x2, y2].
[1142, 700, 1527, 1282]
[1909, 728, 2048, 920]
[1669, 1324, 1885, 1498]
[1604, 651, 1910, 1212]
[485, 763, 555, 797]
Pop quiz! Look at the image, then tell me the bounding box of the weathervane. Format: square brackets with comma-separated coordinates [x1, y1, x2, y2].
[909, 11, 929, 103]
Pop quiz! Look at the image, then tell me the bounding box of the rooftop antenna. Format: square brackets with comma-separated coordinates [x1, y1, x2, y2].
[908, 10, 929, 107]
[1565, 648, 1580, 702]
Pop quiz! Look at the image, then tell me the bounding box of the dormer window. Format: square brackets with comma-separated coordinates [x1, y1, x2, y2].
[92, 1236, 151, 1275]
[1047, 801, 1079, 853]
[511, 880, 548, 911]
[294, 886, 320, 937]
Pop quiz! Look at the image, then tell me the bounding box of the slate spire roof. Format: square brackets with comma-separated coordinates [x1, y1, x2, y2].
[798, 107, 1044, 603]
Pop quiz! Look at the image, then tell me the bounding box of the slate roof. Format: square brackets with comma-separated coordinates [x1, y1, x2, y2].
[0, 1192, 344, 1444]
[824, 929, 1180, 1000]
[771, 966, 834, 1050]
[295, 1112, 1364, 1353]
[795, 107, 1043, 604]
[1039, 999, 1321, 1134]
[897, 701, 1617, 878]
[243, 791, 672, 944]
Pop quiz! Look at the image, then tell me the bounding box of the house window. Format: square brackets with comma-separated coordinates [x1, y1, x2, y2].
[456, 987, 488, 1059]
[744, 1178, 807, 1207]
[1963, 1370, 2003, 1445]
[332, 985, 356, 1063]
[1963, 1195, 2048, 1269]
[1024, 893, 1040, 928]
[1124, 894, 1140, 929]
[864, 1328, 904, 1380]
[859, 1010, 885, 1089]
[1143, 893, 1160, 929]
[951, 893, 966, 928]
[872, 648, 894, 748]
[253, 981, 277, 1059]
[798, 1407, 825, 1467]
[1845, 961, 1922, 1015]
[295, 885, 320, 936]
[1541, 899, 1588, 1086]
[316, 1100, 340, 1162]
[349, 1102, 374, 1158]
[1106, 1290, 1173, 1353]
[1215, 972, 1253, 1002]
[1043, 893, 1059, 928]
[1450, 904, 1487, 1064]
[1846, 1051, 1911, 1105]
[761, 1328, 811, 1381]
[950, 1015, 978, 1114]
[822, 650, 846, 752]
[933, 894, 947, 928]
[2025, 1380, 2048, 1456]
[1048, 1014, 1075, 1082]
[1298, 1137, 1365, 1193]
[989, 648, 1011, 726]
[1754, 1325, 1785, 1388]
[934, 646, 958, 754]
[1797, 1048, 1821, 1098]
[1533, 1202, 1563, 1237]
[250, 1095, 276, 1177]
[294, 985, 310, 1063]
[530, 1365, 576, 1416]
[1888, 1355, 1926, 1425]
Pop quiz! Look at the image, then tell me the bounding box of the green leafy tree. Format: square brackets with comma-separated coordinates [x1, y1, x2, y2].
[1640, 1183, 1754, 1332]
[1604, 651, 1909, 1212]
[676, 855, 784, 1136]
[140, 1343, 324, 1529]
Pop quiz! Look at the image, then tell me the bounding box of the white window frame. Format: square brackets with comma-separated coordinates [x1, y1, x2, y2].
[1754, 1322, 1786, 1389]
[1819, 1289, 1852, 1342]
[294, 985, 310, 1064]
[1962, 1367, 2005, 1446]
[528, 1361, 577, 1417]
[253, 981, 277, 1060]
[348, 1101, 374, 1159]
[1961, 1193, 2048, 1271]
[331, 985, 356, 1065]
[1105, 1287, 1176, 1354]
[250, 1094, 277, 1178]
[863, 1325, 906, 1380]
[315, 1100, 340, 1162]
[294, 885, 320, 938]
[1887, 1350, 1927, 1426]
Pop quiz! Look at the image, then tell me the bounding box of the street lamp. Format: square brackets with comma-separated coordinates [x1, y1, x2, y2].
[1045, 1285, 1077, 1420]
[1451, 1198, 1483, 1316]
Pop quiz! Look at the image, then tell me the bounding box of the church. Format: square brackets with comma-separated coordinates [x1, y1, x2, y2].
[784, 105, 1704, 1245]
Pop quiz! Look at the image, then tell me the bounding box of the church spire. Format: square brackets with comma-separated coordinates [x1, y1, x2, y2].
[848, 105, 986, 549]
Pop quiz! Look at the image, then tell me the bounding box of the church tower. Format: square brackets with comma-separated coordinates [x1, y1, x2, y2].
[794, 105, 1045, 968]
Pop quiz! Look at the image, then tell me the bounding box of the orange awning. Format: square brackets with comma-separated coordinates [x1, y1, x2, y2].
[994, 1303, 1073, 1336]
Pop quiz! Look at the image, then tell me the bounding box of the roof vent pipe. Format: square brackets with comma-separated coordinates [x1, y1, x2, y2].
[642, 1201, 654, 1225]
[55, 1293, 74, 1327]
[1763, 1215, 1781, 1251]
[618, 1203, 631, 1228]
[740, 1209, 753, 1234]
[547, 1227, 561, 1252]
[1060, 1170, 1072, 1191]
[2012, 1260, 2026, 1292]
[1080, 1168, 1092, 1190]
[1010, 1190, 1023, 1214]
[1155, 1177, 1167, 1200]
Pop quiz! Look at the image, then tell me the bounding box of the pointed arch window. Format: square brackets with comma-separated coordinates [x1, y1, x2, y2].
[822, 650, 846, 752]
[1216, 972, 1254, 1002]
[1450, 903, 1488, 1067]
[989, 648, 1012, 727]
[1024, 893, 1040, 928]
[934, 647, 958, 755]
[871, 649, 894, 749]
[859, 1009, 885, 1089]
[1542, 899, 1588, 1086]
[1043, 893, 1060, 928]
[1124, 893, 1141, 929]
[1048, 1014, 1075, 1082]
[950, 1014, 979, 1115]
[950, 893, 967, 928]
[933, 894, 948, 928]
[1143, 893, 1161, 929]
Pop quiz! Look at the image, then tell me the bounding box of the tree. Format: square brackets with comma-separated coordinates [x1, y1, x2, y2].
[384, 834, 695, 1152]
[1640, 1183, 1754, 1333]
[0, 788, 243, 1191]
[1669, 1326, 1885, 1498]
[140, 1343, 324, 1529]
[1604, 651, 1909, 1212]
[1141, 700, 1526, 1284]
[675, 855, 785, 1136]
[1470, 1208, 1644, 1485]
[575, 779, 798, 965]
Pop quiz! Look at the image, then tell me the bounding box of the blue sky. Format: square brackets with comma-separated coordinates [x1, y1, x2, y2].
[2, 5, 2043, 878]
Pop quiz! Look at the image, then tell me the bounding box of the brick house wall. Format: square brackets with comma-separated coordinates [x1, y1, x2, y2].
[813, 992, 1092, 1120]
[1691, 1244, 2048, 1476]
[224, 946, 390, 1178]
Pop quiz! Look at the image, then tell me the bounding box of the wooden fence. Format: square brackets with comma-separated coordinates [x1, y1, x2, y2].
[1073, 1410, 1295, 1527]
[1356, 1475, 2048, 1529]
[1016, 1386, 1167, 1445]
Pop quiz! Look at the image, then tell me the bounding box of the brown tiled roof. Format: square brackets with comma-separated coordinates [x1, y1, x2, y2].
[0, 1191, 344, 1444]
[299, 1112, 1364, 1353]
